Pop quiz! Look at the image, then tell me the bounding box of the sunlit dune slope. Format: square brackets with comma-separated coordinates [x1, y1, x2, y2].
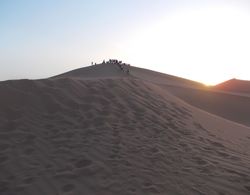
[54, 63, 204, 88]
[0, 64, 250, 194]
[129, 66, 204, 88]
[121, 65, 250, 127]
[214, 78, 250, 95]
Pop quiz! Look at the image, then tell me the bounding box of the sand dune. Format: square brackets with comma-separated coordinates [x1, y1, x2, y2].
[214, 78, 250, 95]
[163, 85, 250, 127]
[53, 63, 130, 79]
[125, 66, 250, 127]
[0, 63, 250, 194]
[130, 66, 204, 89]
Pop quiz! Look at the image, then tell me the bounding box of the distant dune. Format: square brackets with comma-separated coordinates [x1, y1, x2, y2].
[164, 85, 250, 127]
[0, 62, 250, 195]
[214, 78, 250, 94]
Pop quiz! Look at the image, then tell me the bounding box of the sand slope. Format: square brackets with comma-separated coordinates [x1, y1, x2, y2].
[130, 66, 204, 89]
[163, 85, 250, 127]
[54, 63, 204, 88]
[214, 78, 250, 95]
[53, 63, 130, 79]
[128, 65, 250, 127]
[124, 66, 250, 127]
[0, 64, 250, 195]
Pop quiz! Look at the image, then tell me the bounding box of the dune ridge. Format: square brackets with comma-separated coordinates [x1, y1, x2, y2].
[214, 78, 250, 94]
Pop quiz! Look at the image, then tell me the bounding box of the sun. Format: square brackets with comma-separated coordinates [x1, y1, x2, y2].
[119, 5, 250, 85]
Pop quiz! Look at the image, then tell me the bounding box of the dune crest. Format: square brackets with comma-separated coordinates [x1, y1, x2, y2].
[214, 78, 250, 94]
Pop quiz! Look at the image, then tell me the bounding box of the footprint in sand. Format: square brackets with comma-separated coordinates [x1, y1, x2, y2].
[22, 176, 36, 185]
[23, 147, 35, 156]
[0, 143, 10, 152]
[0, 155, 8, 164]
[143, 186, 160, 193]
[216, 151, 230, 158]
[244, 185, 250, 192]
[0, 181, 9, 193]
[3, 120, 19, 132]
[210, 141, 225, 148]
[192, 157, 208, 166]
[129, 187, 136, 193]
[74, 158, 92, 169]
[62, 183, 75, 192]
[144, 181, 153, 187]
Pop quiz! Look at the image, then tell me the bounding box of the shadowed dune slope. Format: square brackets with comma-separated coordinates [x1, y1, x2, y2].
[214, 78, 250, 95]
[163, 85, 250, 127]
[0, 75, 250, 195]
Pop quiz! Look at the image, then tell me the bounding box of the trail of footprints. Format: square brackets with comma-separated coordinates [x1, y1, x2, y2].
[0, 79, 250, 194]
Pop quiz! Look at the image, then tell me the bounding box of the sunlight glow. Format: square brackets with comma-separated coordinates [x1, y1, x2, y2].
[119, 6, 250, 85]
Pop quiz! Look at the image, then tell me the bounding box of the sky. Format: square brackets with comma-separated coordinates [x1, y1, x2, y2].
[1, 0, 250, 85]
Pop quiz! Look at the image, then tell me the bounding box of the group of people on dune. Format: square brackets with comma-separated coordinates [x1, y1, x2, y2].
[91, 59, 131, 75]
[103, 59, 131, 75]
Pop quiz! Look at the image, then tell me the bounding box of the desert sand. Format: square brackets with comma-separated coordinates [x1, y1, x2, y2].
[214, 78, 250, 95]
[0, 62, 250, 195]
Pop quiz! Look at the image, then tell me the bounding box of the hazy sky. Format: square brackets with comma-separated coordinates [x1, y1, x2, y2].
[1, 0, 250, 84]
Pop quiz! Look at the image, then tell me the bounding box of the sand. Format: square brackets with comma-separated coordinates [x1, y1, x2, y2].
[214, 78, 250, 95]
[0, 63, 250, 195]
[163, 85, 250, 127]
